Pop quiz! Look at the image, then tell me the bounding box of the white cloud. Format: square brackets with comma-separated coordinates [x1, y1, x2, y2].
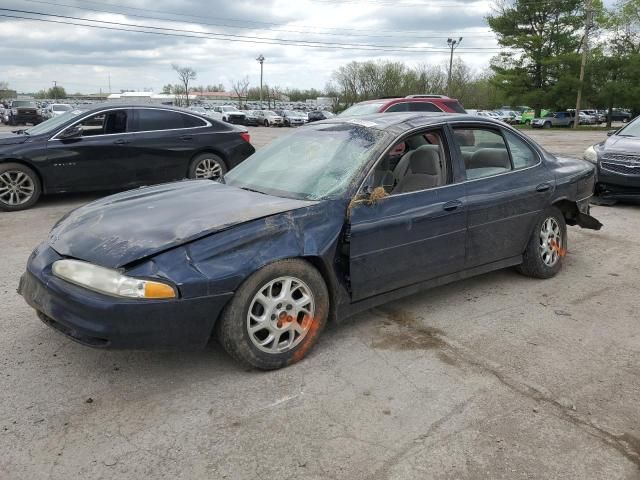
[0, 0, 499, 93]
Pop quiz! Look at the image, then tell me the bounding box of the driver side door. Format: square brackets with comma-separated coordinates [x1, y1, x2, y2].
[46, 108, 135, 191]
[347, 127, 467, 301]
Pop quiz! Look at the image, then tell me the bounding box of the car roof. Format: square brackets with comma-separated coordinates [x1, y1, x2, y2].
[316, 112, 504, 134]
[73, 103, 196, 113]
[353, 97, 458, 105]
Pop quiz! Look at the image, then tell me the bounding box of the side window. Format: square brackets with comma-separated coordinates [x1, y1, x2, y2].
[385, 103, 409, 113]
[504, 131, 538, 169]
[182, 113, 207, 128]
[132, 109, 189, 132]
[409, 102, 442, 112]
[74, 110, 128, 136]
[364, 128, 451, 195]
[453, 127, 512, 180]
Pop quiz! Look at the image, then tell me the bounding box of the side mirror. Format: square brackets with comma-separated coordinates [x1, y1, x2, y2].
[607, 129, 617, 137]
[59, 125, 82, 140]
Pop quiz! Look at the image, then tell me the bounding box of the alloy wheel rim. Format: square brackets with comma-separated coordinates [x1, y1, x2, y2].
[246, 276, 315, 354]
[0, 171, 35, 206]
[194, 158, 222, 180]
[539, 217, 562, 267]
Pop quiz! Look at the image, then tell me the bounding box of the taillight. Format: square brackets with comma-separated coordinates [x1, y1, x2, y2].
[240, 132, 250, 143]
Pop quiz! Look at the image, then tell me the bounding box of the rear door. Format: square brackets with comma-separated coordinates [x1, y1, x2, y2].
[128, 108, 210, 184]
[451, 123, 552, 268]
[46, 108, 135, 190]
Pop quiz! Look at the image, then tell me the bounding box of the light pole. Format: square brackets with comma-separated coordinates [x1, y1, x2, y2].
[53, 80, 57, 101]
[256, 54, 265, 107]
[446, 37, 462, 96]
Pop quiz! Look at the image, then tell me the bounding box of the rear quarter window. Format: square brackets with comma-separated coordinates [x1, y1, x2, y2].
[409, 102, 442, 112]
[443, 101, 466, 114]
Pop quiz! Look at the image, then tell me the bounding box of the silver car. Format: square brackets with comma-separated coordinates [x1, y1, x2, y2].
[254, 110, 284, 127]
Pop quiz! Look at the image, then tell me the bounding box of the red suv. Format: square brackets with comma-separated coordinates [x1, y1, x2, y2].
[340, 95, 466, 116]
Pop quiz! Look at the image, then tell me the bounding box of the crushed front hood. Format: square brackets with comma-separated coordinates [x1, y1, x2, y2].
[48, 180, 314, 268]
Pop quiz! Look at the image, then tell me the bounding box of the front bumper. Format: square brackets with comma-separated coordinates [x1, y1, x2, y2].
[596, 161, 640, 200]
[227, 115, 246, 125]
[18, 246, 233, 350]
[12, 114, 42, 124]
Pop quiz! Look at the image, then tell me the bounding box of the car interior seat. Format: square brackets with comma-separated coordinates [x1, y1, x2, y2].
[393, 146, 443, 194]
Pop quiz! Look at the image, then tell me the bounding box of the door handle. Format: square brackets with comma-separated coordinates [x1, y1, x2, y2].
[180, 135, 193, 141]
[443, 200, 463, 212]
[113, 138, 130, 145]
[536, 183, 551, 192]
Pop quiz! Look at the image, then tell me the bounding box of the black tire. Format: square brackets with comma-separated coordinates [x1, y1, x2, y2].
[8, 117, 15, 126]
[0, 162, 41, 212]
[543, 122, 552, 129]
[517, 207, 567, 279]
[264, 120, 269, 127]
[216, 258, 330, 370]
[524, 120, 531, 126]
[187, 153, 227, 181]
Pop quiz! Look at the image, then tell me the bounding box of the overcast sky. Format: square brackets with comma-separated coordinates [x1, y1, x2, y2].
[0, 0, 579, 94]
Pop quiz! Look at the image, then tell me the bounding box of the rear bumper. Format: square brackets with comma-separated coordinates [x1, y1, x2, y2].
[18, 248, 233, 350]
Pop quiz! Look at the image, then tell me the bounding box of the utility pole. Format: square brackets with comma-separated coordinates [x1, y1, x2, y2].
[52, 80, 57, 101]
[256, 54, 265, 107]
[574, 0, 593, 129]
[447, 37, 462, 96]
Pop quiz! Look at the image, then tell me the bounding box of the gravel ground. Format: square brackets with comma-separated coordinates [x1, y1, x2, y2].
[1, 124, 639, 479]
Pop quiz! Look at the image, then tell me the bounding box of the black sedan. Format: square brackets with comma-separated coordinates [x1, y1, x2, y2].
[0, 104, 255, 211]
[584, 116, 640, 203]
[19, 113, 601, 370]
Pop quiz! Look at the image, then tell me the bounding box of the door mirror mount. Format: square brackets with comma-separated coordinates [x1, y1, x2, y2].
[607, 129, 618, 137]
[59, 125, 82, 140]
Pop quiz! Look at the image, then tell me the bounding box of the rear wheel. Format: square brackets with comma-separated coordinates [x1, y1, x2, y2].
[517, 207, 567, 279]
[216, 259, 329, 370]
[264, 120, 270, 127]
[188, 153, 227, 181]
[543, 122, 552, 129]
[0, 162, 41, 211]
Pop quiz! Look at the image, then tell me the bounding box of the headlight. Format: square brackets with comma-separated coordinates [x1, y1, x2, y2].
[583, 145, 598, 164]
[52, 259, 176, 299]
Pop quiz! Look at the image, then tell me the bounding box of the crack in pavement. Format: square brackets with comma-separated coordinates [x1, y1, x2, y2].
[376, 307, 640, 471]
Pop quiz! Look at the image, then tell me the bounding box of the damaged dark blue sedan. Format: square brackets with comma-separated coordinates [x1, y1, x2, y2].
[19, 113, 602, 369]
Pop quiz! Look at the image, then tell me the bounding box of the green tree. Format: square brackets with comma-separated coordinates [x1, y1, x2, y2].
[487, 0, 585, 116]
[47, 85, 66, 100]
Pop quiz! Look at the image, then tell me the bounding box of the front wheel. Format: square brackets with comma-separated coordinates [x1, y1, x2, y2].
[216, 259, 329, 370]
[188, 153, 227, 181]
[517, 207, 567, 279]
[543, 122, 552, 129]
[264, 120, 270, 127]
